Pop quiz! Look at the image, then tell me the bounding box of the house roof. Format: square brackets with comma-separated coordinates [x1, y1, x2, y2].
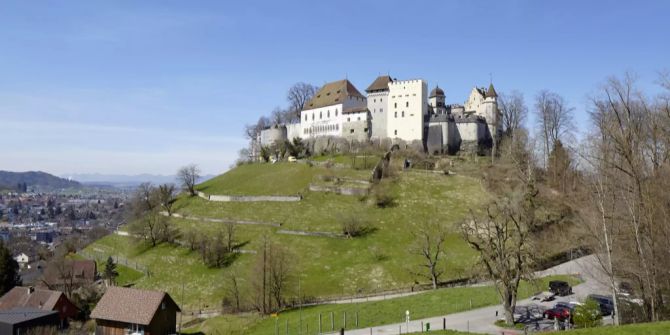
[0, 308, 58, 325]
[304, 79, 365, 111]
[0, 287, 64, 312]
[90, 287, 180, 326]
[365, 75, 393, 93]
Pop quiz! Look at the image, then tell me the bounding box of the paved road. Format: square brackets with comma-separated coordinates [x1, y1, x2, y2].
[332, 255, 611, 335]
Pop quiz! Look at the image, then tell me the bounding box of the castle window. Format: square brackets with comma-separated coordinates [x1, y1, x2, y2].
[357, 117, 361, 121]
[305, 114, 307, 121]
[347, 117, 350, 122]
[364, 128, 368, 132]
[402, 111, 405, 117]
[394, 112, 397, 118]
[319, 111, 322, 119]
[394, 130, 397, 136]
[312, 113, 314, 121]
[335, 109, 338, 116]
[374, 99, 376, 103]
[327, 110, 330, 117]
[380, 108, 383, 113]
[350, 129, 354, 133]
[394, 102, 397, 108]
[336, 124, 339, 130]
[406, 102, 409, 107]
[380, 98, 383, 102]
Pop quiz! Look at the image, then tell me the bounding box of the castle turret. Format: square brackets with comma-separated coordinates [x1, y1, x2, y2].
[428, 85, 447, 115]
[483, 83, 501, 140]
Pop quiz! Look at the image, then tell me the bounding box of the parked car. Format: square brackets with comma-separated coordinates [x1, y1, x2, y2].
[549, 280, 573, 296]
[554, 301, 582, 313]
[587, 294, 614, 316]
[543, 306, 571, 320]
[288, 156, 297, 162]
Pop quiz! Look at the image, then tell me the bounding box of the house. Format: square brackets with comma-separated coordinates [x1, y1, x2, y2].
[13, 253, 30, 269]
[40, 259, 97, 292]
[91, 287, 181, 335]
[0, 308, 60, 335]
[0, 286, 79, 325]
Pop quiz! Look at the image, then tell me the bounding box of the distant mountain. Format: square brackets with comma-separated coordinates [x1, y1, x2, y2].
[0, 170, 81, 191]
[65, 173, 216, 186]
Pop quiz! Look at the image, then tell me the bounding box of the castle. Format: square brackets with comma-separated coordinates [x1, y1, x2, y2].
[257, 76, 501, 156]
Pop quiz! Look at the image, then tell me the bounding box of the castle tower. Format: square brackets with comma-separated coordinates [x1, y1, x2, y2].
[366, 75, 393, 140]
[428, 85, 447, 115]
[483, 83, 501, 138]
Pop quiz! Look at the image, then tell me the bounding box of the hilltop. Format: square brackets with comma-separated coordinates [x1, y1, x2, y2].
[0, 170, 81, 191]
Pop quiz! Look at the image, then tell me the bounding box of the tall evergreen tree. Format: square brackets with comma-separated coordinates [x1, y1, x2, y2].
[103, 256, 119, 286]
[0, 240, 21, 295]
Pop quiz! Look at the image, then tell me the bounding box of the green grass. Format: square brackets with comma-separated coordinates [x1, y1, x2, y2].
[183, 275, 579, 335]
[549, 321, 670, 334]
[86, 162, 491, 311]
[84, 234, 254, 311]
[196, 162, 369, 196]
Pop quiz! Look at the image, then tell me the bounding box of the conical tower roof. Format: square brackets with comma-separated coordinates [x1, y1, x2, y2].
[485, 83, 498, 98]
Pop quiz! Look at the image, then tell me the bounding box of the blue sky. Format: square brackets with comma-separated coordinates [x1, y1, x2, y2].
[1, 1, 668, 175]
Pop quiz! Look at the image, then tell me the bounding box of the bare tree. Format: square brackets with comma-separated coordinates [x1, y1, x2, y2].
[128, 183, 161, 246]
[287, 82, 318, 122]
[534, 90, 574, 166]
[223, 270, 243, 312]
[410, 221, 447, 290]
[157, 183, 177, 216]
[250, 234, 292, 313]
[498, 90, 528, 143]
[460, 182, 536, 325]
[580, 73, 670, 322]
[177, 164, 201, 196]
[225, 221, 236, 252]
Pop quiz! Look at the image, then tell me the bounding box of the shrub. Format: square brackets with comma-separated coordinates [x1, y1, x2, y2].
[340, 214, 373, 238]
[369, 180, 396, 208]
[572, 299, 602, 328]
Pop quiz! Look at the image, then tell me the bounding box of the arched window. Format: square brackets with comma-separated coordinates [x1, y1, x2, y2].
[394, 112, 397, 118]
[402, 111, 405, 117]
[327, 110, 330, 117]
[312, 113, 314, 121]
[394, 102, 397, 108]
[319, 111, 322, 119]
[406, 102, 409, 108]
[335, 109, 338, 116]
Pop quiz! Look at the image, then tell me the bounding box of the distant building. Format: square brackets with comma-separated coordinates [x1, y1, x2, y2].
[91, 287, 181, 335]
[13, 253, 30, 269]
[0, 308, 60, 335]
[258, 75, 500, 155]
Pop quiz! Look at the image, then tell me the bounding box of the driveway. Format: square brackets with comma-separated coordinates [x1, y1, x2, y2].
[330, 255, 612, 335]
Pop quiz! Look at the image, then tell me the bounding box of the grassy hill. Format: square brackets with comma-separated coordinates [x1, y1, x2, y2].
[84, 158, 491, 312]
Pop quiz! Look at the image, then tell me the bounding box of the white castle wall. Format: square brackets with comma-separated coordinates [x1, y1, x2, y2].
[300, 103, 344, 139]
[367, 91, 389, 140]
[387, 79, 427, 141]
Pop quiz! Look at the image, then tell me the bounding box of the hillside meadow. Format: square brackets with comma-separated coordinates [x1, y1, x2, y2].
[84, 159, 491, 312]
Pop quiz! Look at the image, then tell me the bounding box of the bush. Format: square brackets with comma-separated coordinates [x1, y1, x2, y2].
[572, 299, 602, 328]
[340, 214, 373, 238]
[369, 180, 396, 208]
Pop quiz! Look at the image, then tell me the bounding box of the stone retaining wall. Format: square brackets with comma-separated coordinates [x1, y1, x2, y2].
[197, 191, 301, 202]
[308, 184, 369, 196]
